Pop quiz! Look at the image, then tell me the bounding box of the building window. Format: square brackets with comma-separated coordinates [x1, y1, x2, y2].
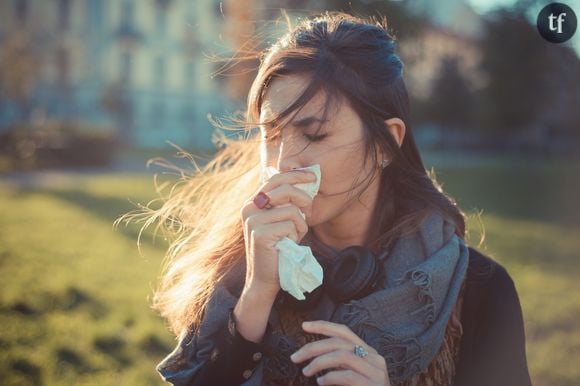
[152, 101, 166, 130]
[155, 0, 169, 37]
[88, 0, 104, 32]
[120, 0, 134, 31]
[120, 51, 132, 85]
[56, 47, 70, 86]
[154, 56, 166, 89]
[181, 103, 194, 125]
[58, 0, 71, 30]
[185, 61, 195, 92]
[14, 0, 28, 24]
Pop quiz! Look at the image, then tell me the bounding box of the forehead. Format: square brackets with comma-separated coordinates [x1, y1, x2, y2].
[260, 74, 336, 121]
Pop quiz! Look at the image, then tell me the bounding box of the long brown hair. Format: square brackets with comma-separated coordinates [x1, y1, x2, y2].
[116, 11, 472, 338]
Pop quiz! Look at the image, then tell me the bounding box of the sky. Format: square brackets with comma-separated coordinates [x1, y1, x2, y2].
[467, 0, 519, 12]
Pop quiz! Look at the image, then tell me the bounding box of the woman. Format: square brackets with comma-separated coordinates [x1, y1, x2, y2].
[135, 11, 532, 386]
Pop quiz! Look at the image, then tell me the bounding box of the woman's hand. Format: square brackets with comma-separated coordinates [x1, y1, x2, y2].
[290, 320, 391, 386]
[240, 169, 316, 295]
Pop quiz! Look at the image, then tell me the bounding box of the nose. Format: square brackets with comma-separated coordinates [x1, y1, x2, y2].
[277, 137, 304, 173]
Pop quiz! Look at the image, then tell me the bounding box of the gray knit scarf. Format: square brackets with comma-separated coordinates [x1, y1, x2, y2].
[156, 209, 470, 385]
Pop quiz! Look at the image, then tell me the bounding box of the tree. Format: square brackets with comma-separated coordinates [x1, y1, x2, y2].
[427, 56, 474, 131]
[478, 6, 580, 151]
[479, 8, 552, 132]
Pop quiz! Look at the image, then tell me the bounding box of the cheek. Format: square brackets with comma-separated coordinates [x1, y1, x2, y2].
[315, 151, 368, 207]
[321, 157, 358, 190]
[306, 198, 323, 225]
[307, 194, 344, 226]
[260, 141, 278, 167]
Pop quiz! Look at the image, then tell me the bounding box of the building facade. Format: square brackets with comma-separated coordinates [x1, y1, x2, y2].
[0, 0, 237, 149]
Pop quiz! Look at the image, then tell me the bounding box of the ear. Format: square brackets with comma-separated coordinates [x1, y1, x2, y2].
[384, 117, 406, 148]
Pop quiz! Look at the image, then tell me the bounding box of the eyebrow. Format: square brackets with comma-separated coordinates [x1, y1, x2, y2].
[261, 115, 328, 132]
[290, 116, 329, 128]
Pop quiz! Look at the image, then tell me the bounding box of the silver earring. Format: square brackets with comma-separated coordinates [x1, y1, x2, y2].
[379, 159, 392, 169]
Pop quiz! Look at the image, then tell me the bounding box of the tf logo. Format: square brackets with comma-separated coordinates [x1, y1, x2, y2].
[537, 2, 577, 43]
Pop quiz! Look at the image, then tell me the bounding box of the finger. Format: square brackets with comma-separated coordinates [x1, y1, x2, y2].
[301, 321, 383, 368]
[315, 369, 380, 386]
[292, 337, 384, 370]
[264, 183, 314, 210]
[253, 220, 299, 244]
[301, 349, 383, 381]
[263, 169, 317, 193]
[245, 205, 308, 239]
[254, 170, 316, 213]
[291, 337, 349, 363]
[241, 180, 314, 221]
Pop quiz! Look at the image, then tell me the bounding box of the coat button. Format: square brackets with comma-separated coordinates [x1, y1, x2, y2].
[242, 369, 253, 379]
[210, 347, 219, 361]
[252, 352, 262, 361]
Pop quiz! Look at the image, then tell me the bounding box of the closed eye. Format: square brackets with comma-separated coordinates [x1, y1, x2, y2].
[264, 131, 327, 143]
[303, 133, 327, 142]
[262, 117, 328, 143]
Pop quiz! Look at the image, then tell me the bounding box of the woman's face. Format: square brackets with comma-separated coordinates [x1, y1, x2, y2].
[260, 74, 381, 227]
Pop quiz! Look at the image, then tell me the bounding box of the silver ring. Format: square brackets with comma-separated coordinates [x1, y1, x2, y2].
[353, 345, 369, 358]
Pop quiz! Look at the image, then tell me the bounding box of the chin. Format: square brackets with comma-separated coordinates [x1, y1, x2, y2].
[305, 211, 325, 227]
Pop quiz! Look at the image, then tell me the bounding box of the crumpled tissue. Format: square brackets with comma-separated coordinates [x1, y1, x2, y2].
[262, 164, 324, 300]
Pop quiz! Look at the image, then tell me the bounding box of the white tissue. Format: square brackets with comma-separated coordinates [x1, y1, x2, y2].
[262, 164, 324, 300]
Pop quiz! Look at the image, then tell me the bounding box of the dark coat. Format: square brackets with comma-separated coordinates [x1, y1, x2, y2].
[157, 246, 533, 386]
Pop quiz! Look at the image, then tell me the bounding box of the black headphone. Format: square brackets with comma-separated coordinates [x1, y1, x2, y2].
[278, 245, 389, 311]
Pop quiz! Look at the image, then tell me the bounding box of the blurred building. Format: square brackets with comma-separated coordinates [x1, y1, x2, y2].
[402, 0, 486, 100]
[400, 23, 485, 100]
[0, 0, 235, 149]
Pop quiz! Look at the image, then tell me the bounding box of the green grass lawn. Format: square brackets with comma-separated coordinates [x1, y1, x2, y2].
[0, 173, 170, 386]
[0, 152, 578, 386]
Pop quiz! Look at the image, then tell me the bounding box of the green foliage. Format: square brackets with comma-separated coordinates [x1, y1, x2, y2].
[0, 121, 118, 171]
[478, 8, 580, 133]
[427, 57, 474, 130]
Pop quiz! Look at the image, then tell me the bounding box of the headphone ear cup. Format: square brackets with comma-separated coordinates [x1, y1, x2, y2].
[326, 246, 381, 303]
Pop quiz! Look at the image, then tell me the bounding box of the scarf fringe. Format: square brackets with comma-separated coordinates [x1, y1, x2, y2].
[393, 278, 466, 386]
[262, 278, 465, 386]
[396, 268, 436, 326]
